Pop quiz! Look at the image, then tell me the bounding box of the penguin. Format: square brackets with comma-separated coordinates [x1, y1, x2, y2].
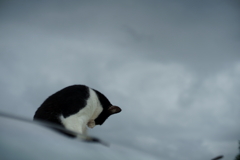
[34, 85, 121, 136]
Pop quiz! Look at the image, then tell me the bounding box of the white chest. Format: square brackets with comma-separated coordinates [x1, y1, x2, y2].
[60, 88, 103, 134]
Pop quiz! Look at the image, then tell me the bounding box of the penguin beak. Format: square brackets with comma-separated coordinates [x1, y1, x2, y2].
[108, 106, 122, 115]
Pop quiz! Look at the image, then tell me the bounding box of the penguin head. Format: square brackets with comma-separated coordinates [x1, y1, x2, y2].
[95, 105, 122, 125]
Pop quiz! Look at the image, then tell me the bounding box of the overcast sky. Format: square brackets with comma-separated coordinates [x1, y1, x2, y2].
[0, 0, 240, 160]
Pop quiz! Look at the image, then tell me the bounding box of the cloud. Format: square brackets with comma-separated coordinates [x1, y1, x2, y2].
[90, 60, 240, 160]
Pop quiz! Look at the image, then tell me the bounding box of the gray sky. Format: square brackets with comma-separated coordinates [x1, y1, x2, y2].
[0, 0, 240, 160]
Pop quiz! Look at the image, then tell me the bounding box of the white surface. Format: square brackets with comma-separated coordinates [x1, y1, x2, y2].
[0, 117, 159, 160]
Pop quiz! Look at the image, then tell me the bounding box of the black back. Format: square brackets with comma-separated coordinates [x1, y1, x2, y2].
[34, 85, 90, 126]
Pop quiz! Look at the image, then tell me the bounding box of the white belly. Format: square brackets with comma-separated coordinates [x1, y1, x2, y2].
[60, 88, 103, 134]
